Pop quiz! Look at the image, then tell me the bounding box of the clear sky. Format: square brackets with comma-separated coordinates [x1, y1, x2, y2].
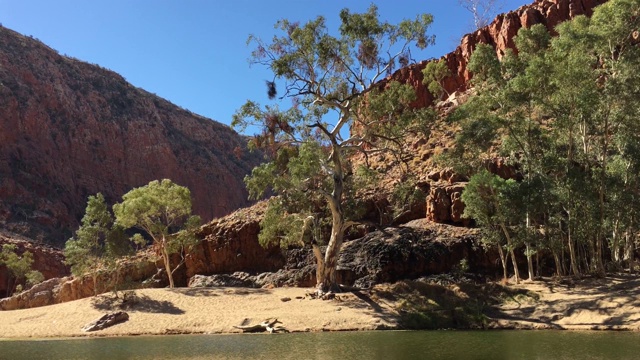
[0, 1, 530, 133]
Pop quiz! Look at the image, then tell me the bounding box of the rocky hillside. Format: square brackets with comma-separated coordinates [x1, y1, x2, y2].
[389, 0, 608, 108]
[0, 0, 612, 307]
[384, 0, 610, 225]
[0, 27, 262, 246]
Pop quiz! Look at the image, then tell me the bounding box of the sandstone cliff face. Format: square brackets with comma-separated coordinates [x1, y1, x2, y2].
[0, 251, 161, 310]
[405, 0, 609, 224]
[186, 200, 286, 278]
[390, 0, 609, 108]
[0, 27, 261, 246]
[0, 232, 68, 296]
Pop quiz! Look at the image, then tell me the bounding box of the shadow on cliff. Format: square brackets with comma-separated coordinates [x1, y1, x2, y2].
[91, 292, 185, 315]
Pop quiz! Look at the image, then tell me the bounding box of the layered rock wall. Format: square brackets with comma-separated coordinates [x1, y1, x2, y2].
[0, 27, 261, 246]
[390, 0, 609, 107]
[186, 201, 286, 278]
[0, 233, 68, 296]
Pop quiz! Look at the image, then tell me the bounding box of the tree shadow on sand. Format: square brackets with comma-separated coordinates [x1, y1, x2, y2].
[326, 288, 398, 329]
[485, 275, 640, 329]
[167, 287, 269, 297]
[91, 292, 185, 315]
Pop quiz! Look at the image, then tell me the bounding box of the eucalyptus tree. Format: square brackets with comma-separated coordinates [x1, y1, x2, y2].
[0, 244, 43, 296]
[233, 5, 435, 293]
[462, 170, 523, 283]
[113, 179, 201, 288]
[65, 193, 133, 295]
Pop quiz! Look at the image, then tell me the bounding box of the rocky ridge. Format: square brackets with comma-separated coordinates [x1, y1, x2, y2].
[0, 26, 262, 246]
[389, 0, 609, 109]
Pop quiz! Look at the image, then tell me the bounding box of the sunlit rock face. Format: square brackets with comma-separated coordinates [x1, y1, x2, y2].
[0, 26, 262, 246]
[387, 0, 609, 108]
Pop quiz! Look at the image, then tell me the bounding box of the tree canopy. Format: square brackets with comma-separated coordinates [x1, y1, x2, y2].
[450, 0, 640, 278]
[233, 5, 436, 292]
[113, 179, 200, 288]
[65, 193, 133, 295]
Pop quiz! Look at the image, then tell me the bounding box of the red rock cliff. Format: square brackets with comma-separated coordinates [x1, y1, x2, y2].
[390, 0, 609, 108]
[0, 231, 68, 296]
[0, 27, 262, 246]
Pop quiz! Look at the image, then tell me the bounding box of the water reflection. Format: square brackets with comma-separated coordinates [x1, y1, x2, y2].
[1, 331, 639, 360]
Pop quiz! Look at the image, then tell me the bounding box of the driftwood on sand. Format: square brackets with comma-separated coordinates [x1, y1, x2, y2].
[82, 311, 129, 332]
[233, 318, 288, 333]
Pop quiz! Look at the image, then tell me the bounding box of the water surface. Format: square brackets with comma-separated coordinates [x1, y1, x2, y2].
[2, 330, 639, 359]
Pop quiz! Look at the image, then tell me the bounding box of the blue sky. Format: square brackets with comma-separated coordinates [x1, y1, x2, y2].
[0, 1, 530, 133]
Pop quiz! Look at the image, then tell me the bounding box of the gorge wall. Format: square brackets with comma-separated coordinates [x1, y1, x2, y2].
[390, 0, 609, 108]
[0, 26, 262, 246]
[0, 0, 612, 306]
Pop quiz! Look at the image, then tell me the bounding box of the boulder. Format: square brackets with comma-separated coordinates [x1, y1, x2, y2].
[426, 183, 468, 225]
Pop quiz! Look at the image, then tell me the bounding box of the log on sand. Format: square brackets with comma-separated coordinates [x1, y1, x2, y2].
[233, 318, 288, 333]
[82, 311, 129, 332]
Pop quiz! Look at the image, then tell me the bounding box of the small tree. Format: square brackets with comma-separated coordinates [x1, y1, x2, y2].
[422, 59, 451, 100]
[113, 179, 200, 288]
[458, 0, 503, 30]
[65, 193, 133, 296]
[462, 170, 522, 284]
[233, 5, 435, 293]
[0, 244, 43, 296]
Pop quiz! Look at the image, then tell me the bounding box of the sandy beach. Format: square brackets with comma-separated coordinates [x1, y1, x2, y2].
[1, 275, 640, 339]
[0, 287, 398, 339]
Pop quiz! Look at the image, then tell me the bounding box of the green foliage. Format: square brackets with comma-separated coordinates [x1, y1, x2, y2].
[422, 59, 451, 99]
[467, 43, 501, 87]
[462, 171, 522, 227]
[0, 244, 33, 280]
[65, 193, 129, 277]
[25, 270, 44, 288]
[0, 244, 43, 295]
[258, 198, 305, 249]
[450, 0, 640, 276]
[113, 179, 200, 288]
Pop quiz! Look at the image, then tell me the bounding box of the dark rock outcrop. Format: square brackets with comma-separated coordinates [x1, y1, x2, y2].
[0, 26, 262, 246]
[335, 221, 493, 288]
